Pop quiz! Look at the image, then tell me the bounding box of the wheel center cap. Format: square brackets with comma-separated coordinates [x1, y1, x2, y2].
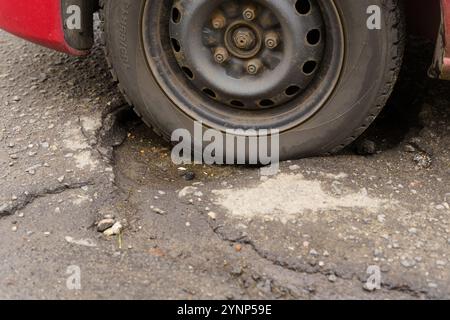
[232, 27, 256, 50]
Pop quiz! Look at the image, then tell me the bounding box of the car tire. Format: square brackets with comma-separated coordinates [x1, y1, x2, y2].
[101, 0, 404, 160]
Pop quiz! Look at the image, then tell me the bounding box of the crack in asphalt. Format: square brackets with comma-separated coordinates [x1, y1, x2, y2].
[0, 106, 127, 219]
[77, 106, 130, 177]
[0, 181, 94, 217]
[208, 220, 427, 298]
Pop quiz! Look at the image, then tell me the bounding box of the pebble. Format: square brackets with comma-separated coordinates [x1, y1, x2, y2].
[184, 171, 196, 181]
[436, 260, 447, 267]
[1, 204, 11, 213]
[207, 211, 217, 220]
[356, 139, 376, 155]
[103, 222, 123, 236]
[11, 226, 18, 232]
[373, 248, 383, 257]
[289, 165, 300, 171]
[152, 207, 166, 215]
[57, 175, 65, 183]
[404, 144, 416, 153]
[413, 153, 432, 169]
[328, 274, 337, 283]
[178, 186, 198, 198]
[97, 219, 115, 232]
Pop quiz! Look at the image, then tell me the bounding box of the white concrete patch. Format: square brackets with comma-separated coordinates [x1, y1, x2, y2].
[80, 116, 102, 134]
[213, 173, 389, 221]
[63, 127, 89, 151]
[74, 151, 98, 170]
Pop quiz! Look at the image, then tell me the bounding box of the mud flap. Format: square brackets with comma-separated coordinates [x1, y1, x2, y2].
[61, 0, 95, 51]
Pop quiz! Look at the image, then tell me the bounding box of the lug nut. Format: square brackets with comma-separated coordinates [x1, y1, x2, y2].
[246, 59, 262, 75]
[265, 31, 279, 49]
[243, 6, 257, 21]
[211, 12, 226, 29]
[214, 47, 229, 64]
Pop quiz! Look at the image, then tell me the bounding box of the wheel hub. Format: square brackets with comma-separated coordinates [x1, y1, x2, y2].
[225, 22, 262, 59]
[232, 27, 256, 50]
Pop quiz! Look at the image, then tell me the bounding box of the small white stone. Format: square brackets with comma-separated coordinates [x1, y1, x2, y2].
[377, 214, 386, 223]
[207, 211, 217, 220]
[103, 222, 123, 236]
[436, 260, 447, 267]
[152, 207, 166, 215]
[178, 186, 198, 198]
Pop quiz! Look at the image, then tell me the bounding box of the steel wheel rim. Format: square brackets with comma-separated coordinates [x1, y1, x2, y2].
[142, 0, 345, 131]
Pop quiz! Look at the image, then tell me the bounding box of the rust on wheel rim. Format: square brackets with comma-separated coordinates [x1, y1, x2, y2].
[169, 0, 326, 110]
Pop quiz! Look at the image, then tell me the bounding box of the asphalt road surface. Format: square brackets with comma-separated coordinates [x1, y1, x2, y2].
[0, 26, 449, 299]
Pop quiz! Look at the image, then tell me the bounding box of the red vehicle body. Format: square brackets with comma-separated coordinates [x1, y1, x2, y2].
[0, 0, 449, 78]
[0, 0, 94, 55]
[0, 0, 81, 54]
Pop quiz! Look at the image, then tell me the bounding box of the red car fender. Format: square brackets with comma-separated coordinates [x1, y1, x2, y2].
[0, 0, 87, 55]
